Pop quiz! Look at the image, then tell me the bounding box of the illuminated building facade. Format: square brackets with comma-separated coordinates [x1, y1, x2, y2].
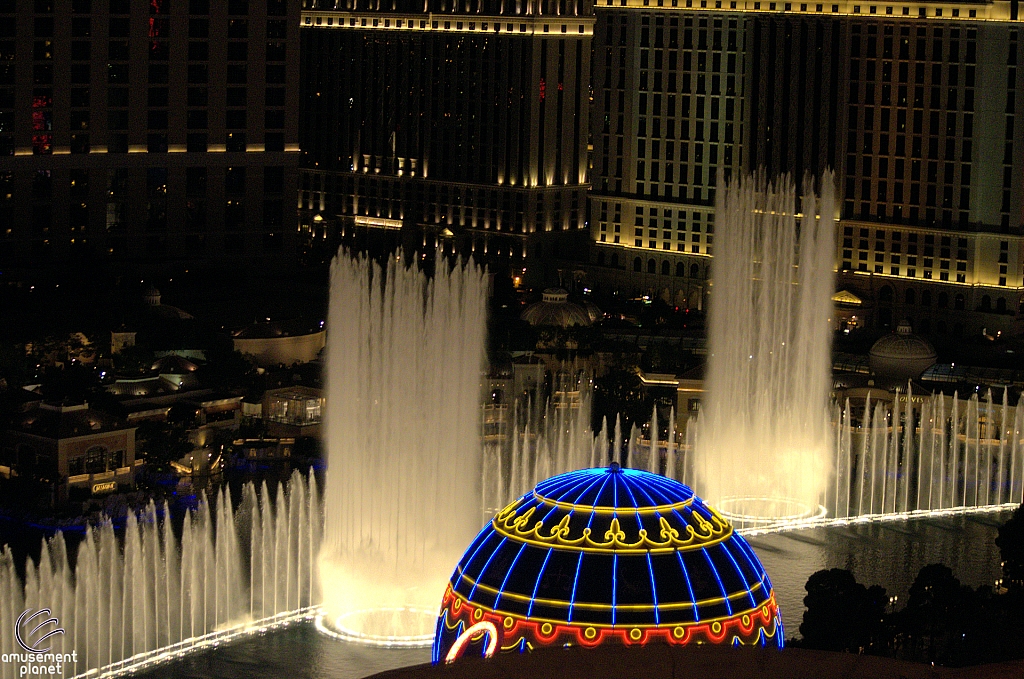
[298, 0, 593, 277]
[588, 1, 1024, 335]
[433, 464, 782, 662]
[0, 0, 301, 268]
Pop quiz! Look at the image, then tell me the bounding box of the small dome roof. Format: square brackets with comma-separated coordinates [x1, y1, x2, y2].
[434, 465, 782, 663]
[869, 321, 937, 362]
[868, 321, 937, 384]
[581, 299, 604, 324]
[520, 288, 598, 328]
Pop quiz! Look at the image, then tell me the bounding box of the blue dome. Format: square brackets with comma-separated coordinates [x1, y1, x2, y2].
[434, 465, 782, 663]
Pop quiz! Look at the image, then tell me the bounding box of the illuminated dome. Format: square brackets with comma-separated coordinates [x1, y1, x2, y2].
[869, 320, 937, 383]
[520, 288, 596, 327]
[433, 465, 782, 663]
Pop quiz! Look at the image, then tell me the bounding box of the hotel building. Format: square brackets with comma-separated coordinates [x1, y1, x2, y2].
[588, 1, 1024, 335]
[297, 0, 593, 279]
[0, 0, 301, 268]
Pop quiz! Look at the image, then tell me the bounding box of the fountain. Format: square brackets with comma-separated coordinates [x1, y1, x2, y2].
[481, 373, 597, 514]
[316, 251, 488, 646]
[5, 189, 1024, 677]
[827, 387, 1024, 521]
[695, 173, 837, 527]
[0, 470, 320, 679]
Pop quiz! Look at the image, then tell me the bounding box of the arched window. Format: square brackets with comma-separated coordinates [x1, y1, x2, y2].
[647, 259, 656, 274]
[921, 290, 932, 306]
[879, 286, 894, 303]
[634, 257, 642, 272]
[905, 289, 916, 305]
[661, 260, 670, 276]
[611, 253, 619, 267]
[690, 263, 699, 278]
[919, 318, 931, 334]
[955, 293, 965, 310]
[981, 295, 991, 311]
[938, 292, 949, 308]
[597, 251, 606, 266]
[676, 262, 686, 277]
[997, 297, 1007, 313]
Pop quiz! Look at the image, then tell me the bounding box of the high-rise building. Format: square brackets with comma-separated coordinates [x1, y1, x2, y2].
[0, 0, 301, 269]
[588, 2, 1024, 335]
[297, 0, 593, 279]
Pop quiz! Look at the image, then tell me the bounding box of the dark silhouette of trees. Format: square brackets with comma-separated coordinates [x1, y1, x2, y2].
[799, 568, 888, 654]
[795, 509, 1024, 667]
[896, 564, 974, 664]
[996, 504, 1024, 590]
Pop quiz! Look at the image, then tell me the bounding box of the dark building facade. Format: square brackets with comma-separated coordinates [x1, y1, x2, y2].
[587, 1, 1024, 335]
[0, 0, 301, 269]
[298, 0, 593, 280]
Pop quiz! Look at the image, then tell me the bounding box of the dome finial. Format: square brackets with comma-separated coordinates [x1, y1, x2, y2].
[608, 461, 621, 473]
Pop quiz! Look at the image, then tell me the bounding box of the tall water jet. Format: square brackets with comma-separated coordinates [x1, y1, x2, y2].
[0, 470, 319, 679]
[318, 250, 487, 645]
[696, 173, 836, 525]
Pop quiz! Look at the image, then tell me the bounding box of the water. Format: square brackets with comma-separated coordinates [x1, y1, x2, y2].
[696, 174, 837, 520]
[317, 251, 488, 641]
[750, 511, 1009, 636]
[129, 512, 1007, 678]
[482, 381, 597, 513]
[829, 389, 1024, 518]
[0, 472, 320, 679]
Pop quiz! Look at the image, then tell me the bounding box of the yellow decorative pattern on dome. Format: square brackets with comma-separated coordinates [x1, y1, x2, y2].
[532, 490, 696, 514]
[491, 497, 733, 553]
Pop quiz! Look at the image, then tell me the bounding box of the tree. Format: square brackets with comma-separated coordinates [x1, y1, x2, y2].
[996, 504, 1024, 590]
[798, 568, 887, 654]
[898, 564, 970, 664]
[199, 348, 257, 391]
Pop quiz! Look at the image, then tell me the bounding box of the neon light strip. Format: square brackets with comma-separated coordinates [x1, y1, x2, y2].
[736, 502, 1019, 537]
[493, 542, 528, 610]
[719, 541, 757, 610]
[526, 548, 553, 618]
[468, 537, 508, 600]
[628, 471, 690, 506]
[701, 547, 734, 616]
[732, 538, 775, 599]
[674, 550, 700, 622]
[646, 551, 660, 625]
[611, 552, 618, 625]
[628, 474, 676, 508]
[568, 551, 585, 623]
[444, 621, 498, 663]
[441, 588, 780, 634]
[491, 509, 733, 553]
[455, 568, 765, 611]
[532, 490, 694, 514]
[457, 529, 500, 585]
